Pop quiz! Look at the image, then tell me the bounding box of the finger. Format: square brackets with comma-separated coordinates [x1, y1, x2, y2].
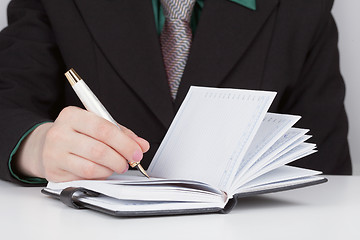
[44, 122, 129, 174]
[67, 130, 129, 174]
[58, 107, 144, 163]
[135, 137, 150, 153]
[119, 125, 150, 152]
[59, 153, 116, 180]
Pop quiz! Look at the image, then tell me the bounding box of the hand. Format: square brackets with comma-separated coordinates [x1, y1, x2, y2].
[14, 106, 150, 182]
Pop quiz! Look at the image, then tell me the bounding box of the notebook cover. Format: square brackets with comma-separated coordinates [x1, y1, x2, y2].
[42, 176, 327, 217]
[220, 176, 328, 213]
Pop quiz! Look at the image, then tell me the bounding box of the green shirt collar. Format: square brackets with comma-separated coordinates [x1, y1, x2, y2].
[229, 0, 256, 10]
[159, 0, 257, 11]
[195, 0, 256, 10]
[152, 0, 256, 35]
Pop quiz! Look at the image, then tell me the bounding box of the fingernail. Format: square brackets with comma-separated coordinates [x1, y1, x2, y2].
[132, 149, 143, 162]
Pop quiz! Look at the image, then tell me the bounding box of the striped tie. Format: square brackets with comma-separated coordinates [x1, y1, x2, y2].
[160, 0, 196, 100]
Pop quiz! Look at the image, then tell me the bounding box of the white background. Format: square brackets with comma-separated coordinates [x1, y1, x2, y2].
[332, 0, 360, 175]
[1, 175, 359, 240]
[0, 0, 359, 174]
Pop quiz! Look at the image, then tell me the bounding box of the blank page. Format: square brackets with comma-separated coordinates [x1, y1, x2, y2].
[148, 86, 276, 191]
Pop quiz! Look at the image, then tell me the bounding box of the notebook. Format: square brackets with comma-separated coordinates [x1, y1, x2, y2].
[42, 86, 327, 216]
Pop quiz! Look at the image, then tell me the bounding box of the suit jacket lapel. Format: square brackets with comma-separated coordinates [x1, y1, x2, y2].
[74, 0, 175, 128]
[73, 0, 279, 125]
[175, 0, 279, 108]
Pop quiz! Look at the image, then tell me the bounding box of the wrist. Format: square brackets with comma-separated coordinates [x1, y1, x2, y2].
[13, 122, 53, 178]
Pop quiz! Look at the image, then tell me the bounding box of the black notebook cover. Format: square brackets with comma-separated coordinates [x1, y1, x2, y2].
[41, 177, 327, 217]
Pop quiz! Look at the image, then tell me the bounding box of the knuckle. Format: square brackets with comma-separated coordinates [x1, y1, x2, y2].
[89, 143, 107, 160]
[81, 163, 97, 179]
[95, 121, 116, 140]
[45, 126, 63, 142]
[58, 106, 76, 119]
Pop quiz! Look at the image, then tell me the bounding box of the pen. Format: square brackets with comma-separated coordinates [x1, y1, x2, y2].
[64, 68, 150, 178]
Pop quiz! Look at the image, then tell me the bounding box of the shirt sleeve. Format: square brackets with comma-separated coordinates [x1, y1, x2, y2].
[8, 122, 50, 184]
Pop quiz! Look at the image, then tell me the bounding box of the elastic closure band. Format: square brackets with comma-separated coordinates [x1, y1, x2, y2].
[60, 187, 100, 209]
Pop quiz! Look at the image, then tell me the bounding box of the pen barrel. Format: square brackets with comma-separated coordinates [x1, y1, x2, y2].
[65, 69, 149, 178]
[70, 78, 146, 175]
[72, 80, 118, 126]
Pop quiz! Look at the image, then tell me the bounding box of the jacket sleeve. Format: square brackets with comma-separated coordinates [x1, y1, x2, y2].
[280, 0, 351, 174]
[0, 0, 66, 185]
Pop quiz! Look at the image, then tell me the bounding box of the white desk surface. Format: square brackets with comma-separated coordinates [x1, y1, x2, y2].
[1, 175, 359, 240]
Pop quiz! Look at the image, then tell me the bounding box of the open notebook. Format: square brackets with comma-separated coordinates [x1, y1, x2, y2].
[42, 87, 327, 216]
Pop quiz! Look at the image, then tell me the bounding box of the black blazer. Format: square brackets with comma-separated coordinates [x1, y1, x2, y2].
[0, 0, 352, 185]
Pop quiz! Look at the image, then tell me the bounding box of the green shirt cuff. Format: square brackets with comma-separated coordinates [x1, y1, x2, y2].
[8, 122, 50, 184]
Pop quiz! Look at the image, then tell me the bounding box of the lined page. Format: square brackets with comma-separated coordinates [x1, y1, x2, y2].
[148, 86, 276, 191]
[233, 113, 301, 184]
[232, 128, 310, 188]
[234, 165, 323, 195]
[236, 142, 317, 188]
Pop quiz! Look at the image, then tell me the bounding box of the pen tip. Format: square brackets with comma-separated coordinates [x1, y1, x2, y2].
[136, 164, 150, 179]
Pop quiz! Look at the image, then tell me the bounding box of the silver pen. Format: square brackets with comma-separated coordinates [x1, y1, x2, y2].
[64, 68, 149, 178]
